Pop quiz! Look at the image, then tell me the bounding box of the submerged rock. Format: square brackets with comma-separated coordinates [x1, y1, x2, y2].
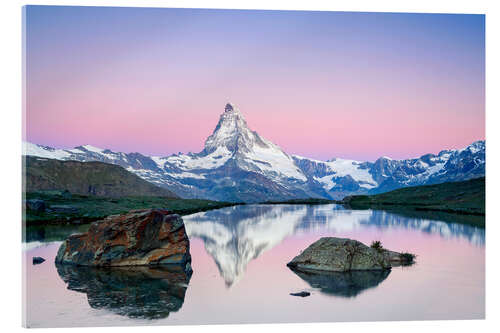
[56, 264, 191, 319]
[287, 237, 392, 272]
[290, 291, 311, 297]
[55, 209, 191, 268]
[289, 267, 391, 297]
[32, 256, 45, 265]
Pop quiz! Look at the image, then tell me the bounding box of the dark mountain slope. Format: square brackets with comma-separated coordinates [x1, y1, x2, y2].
[24, 156, 178, 198]
[343, 177, 485, 217]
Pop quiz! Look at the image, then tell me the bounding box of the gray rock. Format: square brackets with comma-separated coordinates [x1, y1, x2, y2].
[32, 256, 45, 265]
[290, 291, 310, 297]
[383, 250, 408, 266]
[386, 250, 416, 266]
[287, 237, 391, 272]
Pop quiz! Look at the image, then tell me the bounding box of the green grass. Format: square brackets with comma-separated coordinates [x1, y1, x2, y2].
[370, 240, 384, 253]
[24, 191, 242, 225]
[372, 206, 485, 228]
[343, 178, 485, 226]
[399, 252, 416, 263]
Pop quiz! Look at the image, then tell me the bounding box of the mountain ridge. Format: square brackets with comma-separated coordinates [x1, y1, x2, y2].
[23, 103, 485, 202]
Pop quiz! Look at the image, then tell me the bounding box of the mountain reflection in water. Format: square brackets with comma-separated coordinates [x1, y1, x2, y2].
[289, 267, 391, 297]
[56, 265, 192, 319]
[183, 204, 484, 287]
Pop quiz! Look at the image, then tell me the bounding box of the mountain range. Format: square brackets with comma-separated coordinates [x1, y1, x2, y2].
[23, 103, 485, 202]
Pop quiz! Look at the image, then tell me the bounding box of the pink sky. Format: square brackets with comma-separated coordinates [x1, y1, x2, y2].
[25, 7, 485, 161]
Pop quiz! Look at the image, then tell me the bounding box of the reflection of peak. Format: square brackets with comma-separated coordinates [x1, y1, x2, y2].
[203, 236, 270, 287]
[184, 205, 308, 287]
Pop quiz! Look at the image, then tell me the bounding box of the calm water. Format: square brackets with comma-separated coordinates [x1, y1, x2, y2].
[23, 204, 485, 327]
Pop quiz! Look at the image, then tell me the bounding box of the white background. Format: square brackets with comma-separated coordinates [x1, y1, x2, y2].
[1, 0, 499, 332]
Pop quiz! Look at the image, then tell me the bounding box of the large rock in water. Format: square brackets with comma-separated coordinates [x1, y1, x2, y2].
[287, 237, 392, 272]
[55, 209, 191, 269]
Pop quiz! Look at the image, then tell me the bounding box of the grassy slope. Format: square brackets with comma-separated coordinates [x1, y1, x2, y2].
[378, 207, 485, 228]
[24, 156, 178, 198]
[24, 191, 241, 225]
[344, 177, 485, 221]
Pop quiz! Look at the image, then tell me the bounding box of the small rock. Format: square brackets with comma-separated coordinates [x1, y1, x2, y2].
[25, 199, 46, 212]
[290, 291, 311, 297]
[32, 257, 45, 265]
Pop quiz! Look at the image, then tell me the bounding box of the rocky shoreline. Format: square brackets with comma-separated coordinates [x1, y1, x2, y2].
[24, 193, 240, 226]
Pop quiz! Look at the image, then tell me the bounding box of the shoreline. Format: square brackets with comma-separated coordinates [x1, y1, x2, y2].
[24, 192, 243, 226]
[24, 192, 484, 229]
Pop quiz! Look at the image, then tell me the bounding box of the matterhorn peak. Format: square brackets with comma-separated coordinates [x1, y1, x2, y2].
[224, 103, 236, 112]
[224, 102, 243, 114]
[198, 102, 303, 179]
[202, 103, 250, 153]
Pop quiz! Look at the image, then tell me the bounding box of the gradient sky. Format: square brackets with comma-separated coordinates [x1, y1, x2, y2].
[25, 6, 485, 161]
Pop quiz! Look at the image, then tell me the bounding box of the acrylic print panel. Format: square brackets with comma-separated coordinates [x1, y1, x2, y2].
[22, 5, 485, 328]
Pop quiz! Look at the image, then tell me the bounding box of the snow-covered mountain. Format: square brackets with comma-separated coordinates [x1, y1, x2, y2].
[23, 103, 485, 202]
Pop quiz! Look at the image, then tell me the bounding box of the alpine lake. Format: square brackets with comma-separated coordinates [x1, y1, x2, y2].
[23, 204, 485, 327]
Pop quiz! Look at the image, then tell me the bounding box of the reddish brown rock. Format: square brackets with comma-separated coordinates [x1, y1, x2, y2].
[55, 209, 191, 269]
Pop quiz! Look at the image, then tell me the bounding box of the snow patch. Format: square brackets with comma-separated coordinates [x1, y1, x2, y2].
[314, 175, 337, 191]
[325, 158, 376, 185]
[166, 146, 232, 170]
[151, 156, 167, 169]
[170, 172, 206, 180]
[245, 142, 307, 181]
[23, 142, 71, 160]
[81, 145, 104, 153]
